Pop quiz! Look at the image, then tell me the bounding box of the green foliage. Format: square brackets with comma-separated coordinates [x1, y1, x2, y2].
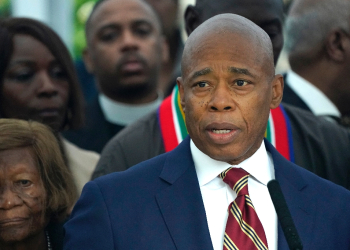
[0, 0, 10, 17]
[0, 0, 95, 59]
[74, 0, 97, 59]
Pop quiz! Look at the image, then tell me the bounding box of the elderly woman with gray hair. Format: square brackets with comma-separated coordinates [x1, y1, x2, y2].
[0, 118, 76, 250]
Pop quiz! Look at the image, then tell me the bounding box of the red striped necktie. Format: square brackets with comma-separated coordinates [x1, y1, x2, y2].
[220, 168, 268, 250]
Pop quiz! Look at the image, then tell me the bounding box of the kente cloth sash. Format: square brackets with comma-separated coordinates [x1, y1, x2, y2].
[157, 86, 295, 162]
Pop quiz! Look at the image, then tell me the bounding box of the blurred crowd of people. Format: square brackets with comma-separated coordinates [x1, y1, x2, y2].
[0, 0, 350, 249]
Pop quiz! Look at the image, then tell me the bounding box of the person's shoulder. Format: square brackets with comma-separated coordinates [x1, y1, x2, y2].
[289, 161, 350, 204]
[282, 103, 350, 136]
[61, 138, 100, 161]
[92, 150, 168, 191]
[270, 139, 350, 201]
[112, 110, 159, 143]
[97, 109, 162, 162]
[61, 138, 100, 193]
[92, 136, 191, 195]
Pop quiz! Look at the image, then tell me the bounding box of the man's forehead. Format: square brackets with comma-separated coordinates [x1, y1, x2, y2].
[188, 66, 258, 81]
[183, 39, 268, 78]
[90, 0, 158, 31]
[182, 15, 274, 80]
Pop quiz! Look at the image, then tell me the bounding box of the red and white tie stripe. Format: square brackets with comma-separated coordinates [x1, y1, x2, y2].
[220, 168, 268, 250]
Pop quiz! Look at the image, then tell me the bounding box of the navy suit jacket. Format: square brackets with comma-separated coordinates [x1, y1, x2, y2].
[64, 137, 350, 249]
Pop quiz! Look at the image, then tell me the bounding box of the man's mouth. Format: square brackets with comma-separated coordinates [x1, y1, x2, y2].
[205, 123, 240, 144]
[118, 53, 147, 76]
[211, 129, 232, 134]
[121, 61, 144, 72]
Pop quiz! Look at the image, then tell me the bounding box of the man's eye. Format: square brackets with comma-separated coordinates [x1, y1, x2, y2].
[235, 80, 248, 86]
[133, 23, 152, 37]
[134, 27, 151, 37]
[100, 32, 118, 42]
[197, 82, 208, 88]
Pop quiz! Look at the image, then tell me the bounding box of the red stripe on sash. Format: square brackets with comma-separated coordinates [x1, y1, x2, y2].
[159, 91, 294, 161]
[158, 95, 178, 152]
[270, 106, 290, 160]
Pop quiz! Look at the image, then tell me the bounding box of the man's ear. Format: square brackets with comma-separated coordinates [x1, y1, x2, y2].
[177, 77, 186, 113]
[270, 74, 284, 109]
[82, 48, 95, 74]
[184, 5, 201, 37]
[326, 29, 350, 62]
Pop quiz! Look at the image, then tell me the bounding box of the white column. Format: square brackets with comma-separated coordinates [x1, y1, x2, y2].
[11, 0, 49, 22]
[48, 0, 74, 53]
[11, 0, 74, 52]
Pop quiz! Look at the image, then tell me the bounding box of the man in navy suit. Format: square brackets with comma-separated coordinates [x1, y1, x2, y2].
[64, 14, 350, 249]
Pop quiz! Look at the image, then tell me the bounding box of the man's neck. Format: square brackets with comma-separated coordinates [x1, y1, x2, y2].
[287, 69, 341, 117]
[99, 93, 163, 126]
[291, 60, 339, 111]
[102, 90, 159, 105]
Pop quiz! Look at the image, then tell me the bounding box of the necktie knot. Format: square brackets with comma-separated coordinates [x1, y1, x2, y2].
[220, 167, 249, 197]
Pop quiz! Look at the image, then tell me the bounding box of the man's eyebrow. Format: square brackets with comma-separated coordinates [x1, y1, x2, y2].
[189, 68, 213, 81]
[228, 67, 256, 78]
[97, 19, 154, 32]
[97, 23, 119, 33]
[132, 19, 153, 27]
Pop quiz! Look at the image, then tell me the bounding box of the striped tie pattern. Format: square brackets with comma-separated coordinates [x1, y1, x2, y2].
[220, 168, 268, 250]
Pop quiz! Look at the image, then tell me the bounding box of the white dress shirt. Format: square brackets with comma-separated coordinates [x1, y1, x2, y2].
[191, 140, 277, 250]
[99, 93, 163, 126]
[286, 70, 341, 118]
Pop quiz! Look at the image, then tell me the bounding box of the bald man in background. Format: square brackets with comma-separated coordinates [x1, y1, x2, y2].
[93, 0, 350, 189]
[64, 14, 350, 250]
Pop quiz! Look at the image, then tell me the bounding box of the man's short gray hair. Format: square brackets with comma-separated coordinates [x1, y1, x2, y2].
[284, 0, 350, 59]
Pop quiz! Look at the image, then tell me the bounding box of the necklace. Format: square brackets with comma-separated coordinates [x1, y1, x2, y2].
[46, 231, 52, 250]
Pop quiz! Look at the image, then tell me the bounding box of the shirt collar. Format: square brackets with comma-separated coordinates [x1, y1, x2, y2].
[286, 70, 341, 117]
[98, 93, 163, 126]
[191, 139, 274, 187]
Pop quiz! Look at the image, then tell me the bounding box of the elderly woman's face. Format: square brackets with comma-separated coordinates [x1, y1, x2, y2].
[0, 34, 70, 132]
[0, 147, 47, 243]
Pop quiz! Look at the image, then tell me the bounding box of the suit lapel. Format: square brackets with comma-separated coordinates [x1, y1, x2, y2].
[265, 140, 316, 250]
[156, 138, 316, 249]
[156, 137, 213, 250]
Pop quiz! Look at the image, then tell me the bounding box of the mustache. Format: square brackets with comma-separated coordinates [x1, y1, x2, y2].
[116, 52, 148, 72]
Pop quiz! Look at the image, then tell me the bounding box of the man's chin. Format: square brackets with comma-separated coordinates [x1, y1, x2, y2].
[198, 140, 254, 165]
[119, 74, 149, 86]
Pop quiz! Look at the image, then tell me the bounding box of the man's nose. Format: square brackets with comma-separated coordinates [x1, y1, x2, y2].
[209, 83, 235, 111]
[0, 186, 23, 210]
[120, 30, 139, 52]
